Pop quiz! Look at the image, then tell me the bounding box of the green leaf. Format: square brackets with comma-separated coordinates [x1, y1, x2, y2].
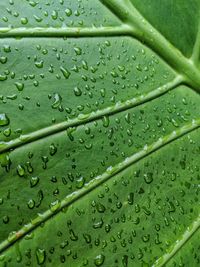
[0, 0, 200, 266]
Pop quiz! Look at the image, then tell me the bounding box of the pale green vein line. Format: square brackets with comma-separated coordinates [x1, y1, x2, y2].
[100, 0, 200, 93]
[0, 118, 200, 254]
[0, 25, 132, 37]
[152, 214, 200, 267]
[0, 76, 182, 154]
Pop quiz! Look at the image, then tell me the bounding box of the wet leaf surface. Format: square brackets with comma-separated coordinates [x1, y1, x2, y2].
[0, 0, 200, 266]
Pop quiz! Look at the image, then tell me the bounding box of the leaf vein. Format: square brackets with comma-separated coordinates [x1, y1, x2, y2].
[152, 214, 200, 267]
[0, 118, 199, 254]
[0, 77, 181, 154]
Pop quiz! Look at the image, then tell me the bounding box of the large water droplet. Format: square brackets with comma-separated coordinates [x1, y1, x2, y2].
[0, 114, 9, 126]
[94, 254, 105, 266]
[51, 93, 62, 109]
[36, 248, 46, 265]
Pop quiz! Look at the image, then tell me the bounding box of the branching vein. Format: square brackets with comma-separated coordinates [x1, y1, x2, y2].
[0, 25, 132, 37]
[152, 214, 200, 267]
[100, 0, 200, 93]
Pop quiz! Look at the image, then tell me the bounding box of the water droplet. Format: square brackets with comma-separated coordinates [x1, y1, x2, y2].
[51, 93, 62, 109]
[0, 114, 9, 126]
[74, 47, 82, 55]
[60, 66, 71, 79]
[49, 143, 57, 156]
[100, 88, 105, 97]
[36, 248, 46, 265]
[17, 164, 25, 177]
[3, 45, 11, 53]
[96, 203, 106, 213]
[35, 60, 44, 68]
[21, 17, 28, 25]
[73, 86, 82, 96]
[65, 8, 72, 17]
[69, 229, 78, 241]
[94, 254, 105, 266]
[102, 116, 109, 127]
[7, 231, 16, 243]
[3, 128, 11, 137]
[27, 199, 35, 209]
[83, 233, 91, 243]
[15, 82, 24, 91]
[0, 153, 11, 171]
[3, 215, 9, 224]
[142, 234, 150, 242]
[0, 74, 7, 81]
[127, 192, 134, 205]
[0, 56, 7, 64]
[76, 177, 85, 189]
[30, 176, 39, 187]
[50, 200, 61, 212]
[51, 10, 58, 20]
[144, 172, 153, 184]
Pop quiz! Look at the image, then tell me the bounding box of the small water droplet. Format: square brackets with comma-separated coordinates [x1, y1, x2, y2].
[50, 199, 61, 212]
[35, 60, 44, 68]
[21, 17, 28, 25]
[27, 199, 35, 209]
[60, 66, 71, 79]
[74, 47, 82, 55]
[30, 176, 39, 187]
[73, 86, 82, 96]
[17, 164, 25, 177]
[144, 172, 153, 184]
[65, 8, 72, 17]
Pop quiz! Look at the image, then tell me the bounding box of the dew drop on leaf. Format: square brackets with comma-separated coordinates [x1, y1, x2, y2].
[30, 176, 39, 187]
[65, 8, 72, 17]
[60, 66, 71, 79]
[144, 172, 153, 184]
[73, 86, 82, 96]
[15, 82, 24, 91]
[35, 60, 44, 68]
[17, 164, 25, 177]
[94, 254, 105, 266]
[50, 199, 61, 212]
[36, 248, 46, 265]
[0, 113, 9, 126]
[27, 199, 35, 209]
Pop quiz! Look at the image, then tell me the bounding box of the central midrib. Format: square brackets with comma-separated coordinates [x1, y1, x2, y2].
[100, 0, 200, 94]
[0, 2, 199, 93]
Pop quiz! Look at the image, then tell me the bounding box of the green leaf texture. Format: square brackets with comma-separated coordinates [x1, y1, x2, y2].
[0, 0, 200, 266]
